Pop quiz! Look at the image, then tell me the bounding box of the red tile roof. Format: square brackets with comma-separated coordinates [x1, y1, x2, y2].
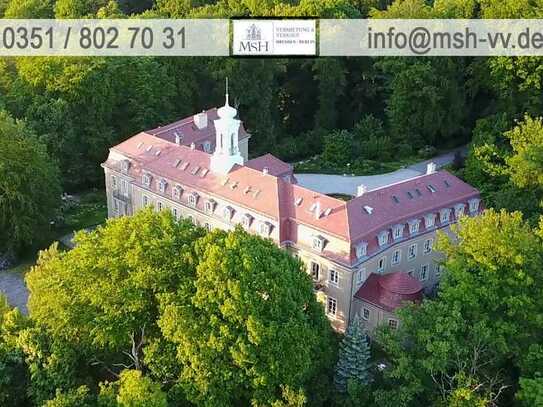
[146, 107, 250, 152]
[354, 272, 423, 312]
[246, 153, 293, 177]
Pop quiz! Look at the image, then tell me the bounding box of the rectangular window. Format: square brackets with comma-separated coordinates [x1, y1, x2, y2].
[172, 207, 178, 220]
[409, 221, 420, 234]
[393, 225, 403, 240]
[388, 319, 398, 330]
[310, 262, 320, 281]
[121, 179, 128, 195]
[142, 195, 149, 207]
[356, 268, 365, 285]
[362, 308, 370, 321]
[423, 239, 433, 254]
[436, 264, 444, 278]
[420, 264, 429, 281]
[378, 232, 389, 246]
[377, 257, 386, 273]
[113, 198, 119, 214]
[391, 249, 401, 265]
[157, 201, 163, 211]
[408, 269, 415, 277]
[111, 175, 117, 188]
[440, 209, 450, 223]
[408, 244, 417, 260]
[327, 297, 337, 316]
[329, 269, 339, 286]
[204, 223, 211, 231]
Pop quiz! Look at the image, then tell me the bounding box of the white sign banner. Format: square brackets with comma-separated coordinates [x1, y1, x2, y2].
[0, 19, 229, 56]
[232, 19, 317, 56]
[321, 19, 543, 56]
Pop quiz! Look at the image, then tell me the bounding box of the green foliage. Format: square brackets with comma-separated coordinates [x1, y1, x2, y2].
[98, 370, 167, 407]
[0, 111, 61, 255]
[322, 130, 353, 166]
[44, 386, 96, 407]
[334, 314, 371, 393]
[3, 0, 54, 18]
[376, 210, 543, 406]
[159, 227, 335, 406]
[517, 377, 543, 407]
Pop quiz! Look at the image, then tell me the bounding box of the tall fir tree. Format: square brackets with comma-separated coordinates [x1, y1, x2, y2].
[334, 314, 371, 393]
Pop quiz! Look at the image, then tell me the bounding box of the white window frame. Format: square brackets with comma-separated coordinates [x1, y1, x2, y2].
[356, 242, 368, 258]
[391, 249, 401, 265]
[312, 236, 325, 252]
[424, 213, 436, 229]
[223, 206, 234, 220]
[173, 185, 183, 200]
[242, 213, 253, 228]
[259, 221, 271, 236]
[121, 159, 130, 174]
[142, 173, 152, 187]
[113, 198, 120, 214]
[205, 200, 216, 214]
[327, 297, 337, 317]
[188, 192, 198, 207]
[468, 198, 480, 214]
[423, 238, 433, 254]
[408, 219, 420, 235]
[362, 307, 370, 321]
[310, 262, 320, 281]
[158, 179, 167, 194]
[203, 141, 212, 153]
[454, 203, 465, 219]
[407, 269, 415, 277]
[172, 207, 178, 220]
[440, 208, 451, 224]
[377, 256, 386, 273]
[420, 264, 429, 281]
[408, 243, 417, 260]
[157, 201, 163, 211]
[328, 269, 339, 286]
[378, 231, 389, 247]
[111, 175, 117, 189]
[392, 224, 404, 240]
[356, 268, 366, 285]
[142, 195, 149, 207]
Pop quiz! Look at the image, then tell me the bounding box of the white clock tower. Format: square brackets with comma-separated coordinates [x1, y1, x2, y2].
[210, 79, 244, 174]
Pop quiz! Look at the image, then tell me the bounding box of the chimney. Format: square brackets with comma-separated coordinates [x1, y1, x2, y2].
[194, 111, 208, 130]
[190, 142, 196, 150]
[262, 166, 269, 175]
[174, 131, 181, 145]
[426, 162, 437, 175]
[357, 184, 368, 197]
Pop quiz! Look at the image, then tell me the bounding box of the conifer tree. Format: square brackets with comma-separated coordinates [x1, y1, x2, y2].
[334, 314, 371, 393]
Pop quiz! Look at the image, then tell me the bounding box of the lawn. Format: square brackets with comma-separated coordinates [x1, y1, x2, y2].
[56, 190, 108, 235]
[294, 156, 422, 176]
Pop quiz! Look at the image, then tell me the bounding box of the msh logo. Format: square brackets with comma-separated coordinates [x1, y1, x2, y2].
[238, 24, 270, 53]
[233, 21, 273, 55]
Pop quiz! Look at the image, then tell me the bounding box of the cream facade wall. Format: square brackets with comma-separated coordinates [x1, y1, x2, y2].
[351, 299, 399, 334]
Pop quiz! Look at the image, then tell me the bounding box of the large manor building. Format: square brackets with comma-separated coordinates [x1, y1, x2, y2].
[102, 87, 481, 332]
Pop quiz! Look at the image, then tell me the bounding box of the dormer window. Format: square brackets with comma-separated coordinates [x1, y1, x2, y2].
[188, 192, 199, 207]
[424, 213, 436, 229]
[356, 242, 368, 258]
[205, 199, 216, 214]
[142, 173, 152, 187]
[468, 198, 480, 214]
[158, 179, 167, 193]
[121, 159, 130, 174]
[259, 221, 272, 236]
[454, 203, 465, 219]
[408, 219, 420, 235]
[440, 208, 451, 224]
[173, 185, 183, 200]
[223, 206, 234, 220]
[242, 213, 253, 228]
[312, 235, 326, 252]
[203, 141, 212, 153]
[378, 230, 389, 247]
[392, 224, 404, 240]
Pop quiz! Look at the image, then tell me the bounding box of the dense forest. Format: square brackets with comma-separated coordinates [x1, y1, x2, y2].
[2, 0, 543, 406]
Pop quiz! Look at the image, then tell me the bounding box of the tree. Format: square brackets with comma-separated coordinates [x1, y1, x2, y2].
[98, 370, 167, 407]
[0, 111, 61, 256]
[517, 377, 543, 407]
[375, 210, 543, 406]
[322, 129, 353, 166]
[3, 0, 54, 18]
[333, 314, 371, 393]
[44, 386, 96, 407]
[158, 227, 335, 406]
[313, 58, 347, 130]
